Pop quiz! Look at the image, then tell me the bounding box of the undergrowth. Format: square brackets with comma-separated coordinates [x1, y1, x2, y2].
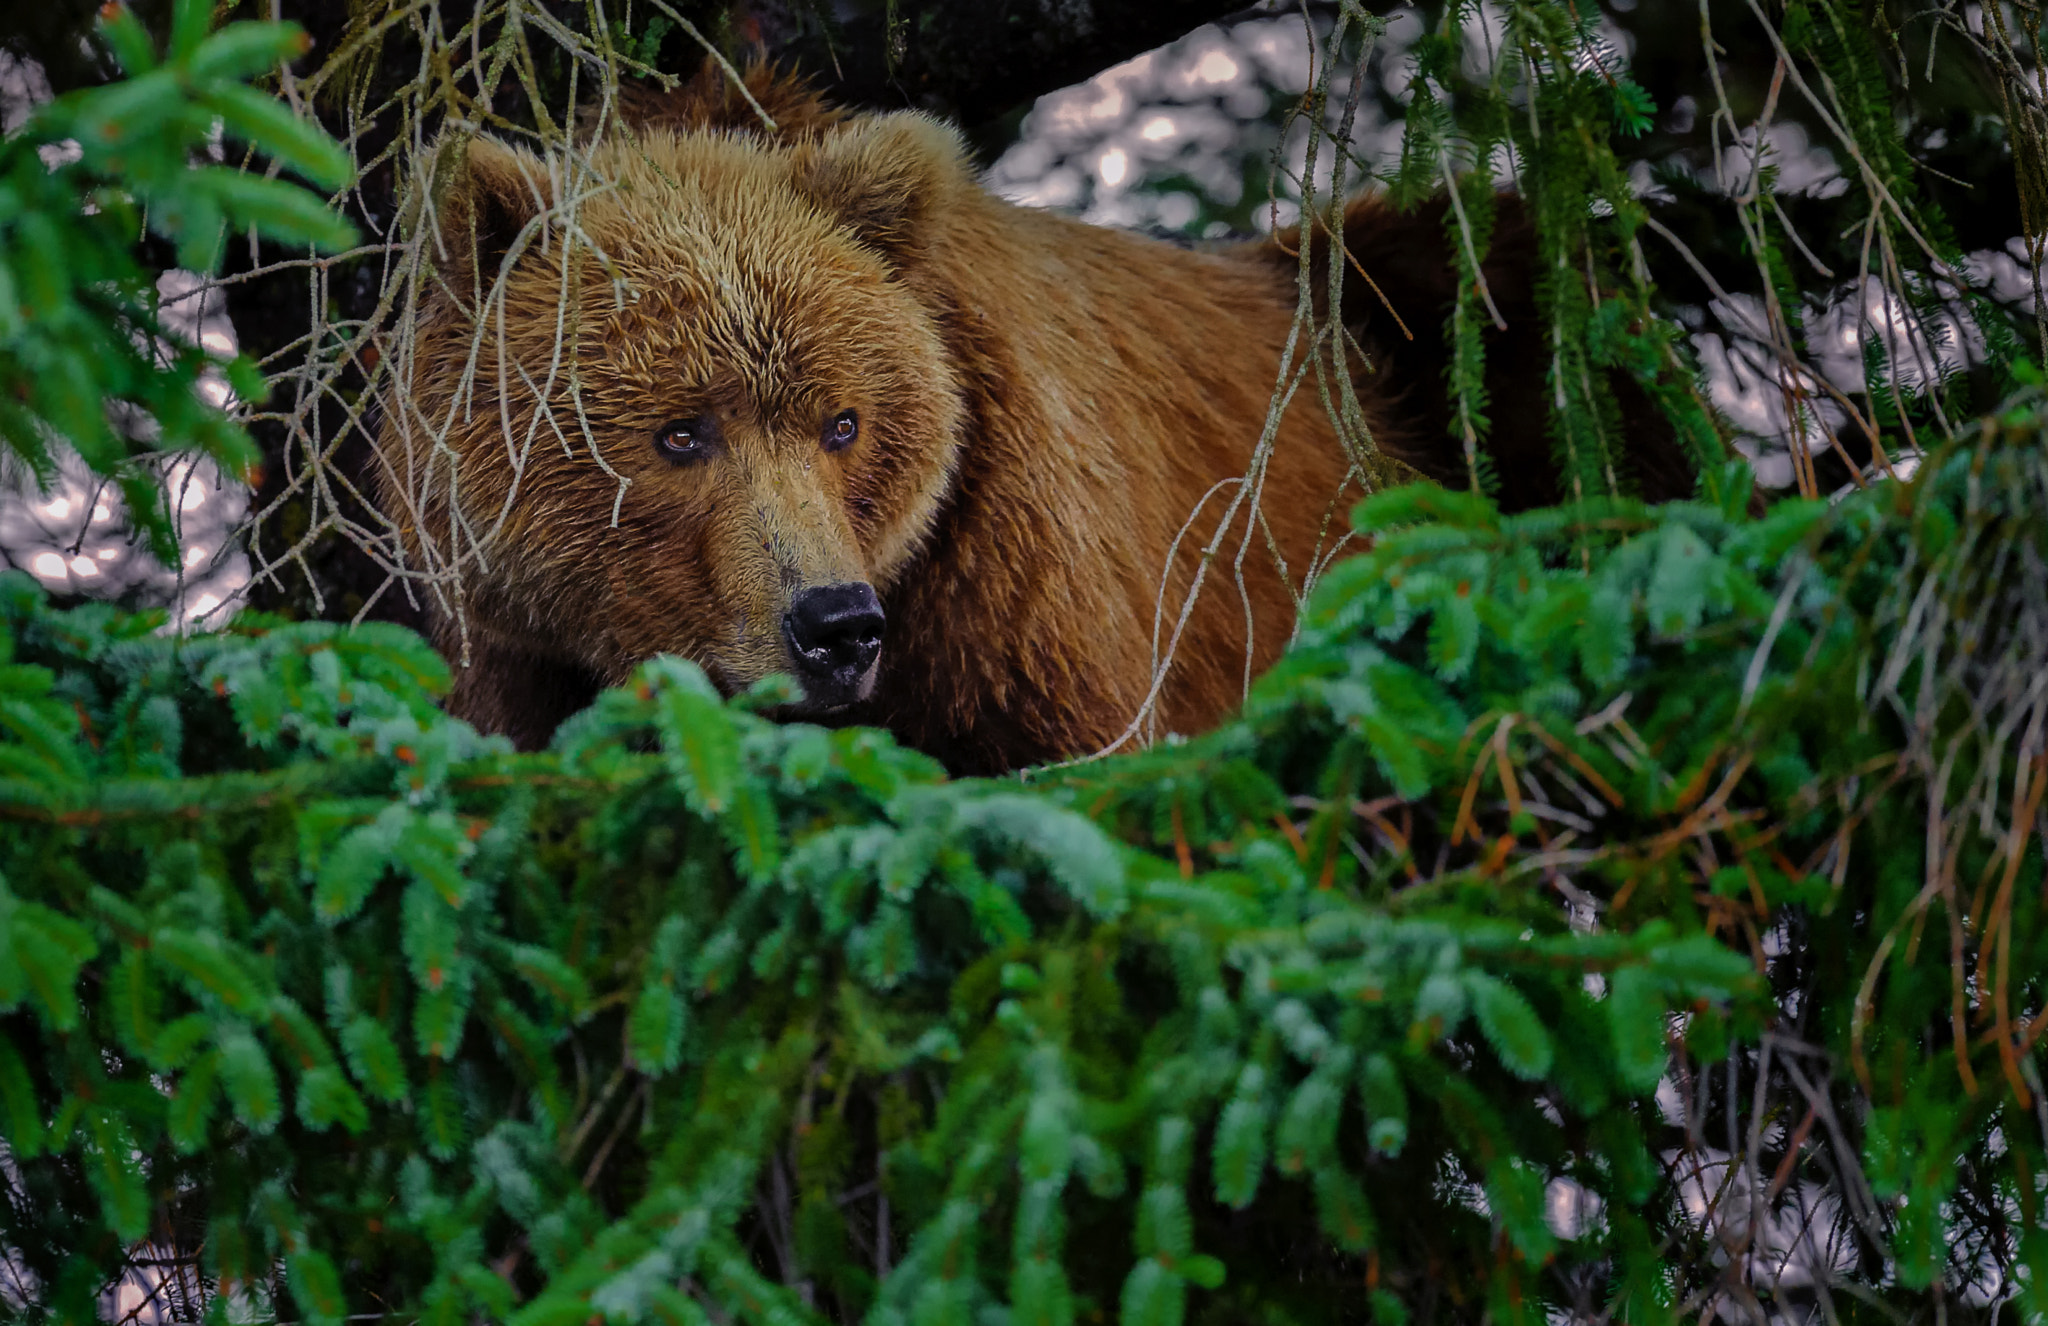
[8, 387, 2048, 1322]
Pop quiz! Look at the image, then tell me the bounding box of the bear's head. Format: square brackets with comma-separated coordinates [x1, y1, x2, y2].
[381, 112, 971, 711]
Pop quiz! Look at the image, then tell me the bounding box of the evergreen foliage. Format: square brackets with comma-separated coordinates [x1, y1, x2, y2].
[0, 2, 355, 563]
[8, 386, 2048, 1320]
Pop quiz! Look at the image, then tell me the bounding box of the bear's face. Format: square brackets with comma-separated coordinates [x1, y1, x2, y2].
[391, 118, 969, 709]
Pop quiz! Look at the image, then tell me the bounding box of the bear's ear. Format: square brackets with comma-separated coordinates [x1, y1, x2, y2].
[411, 134, 555, 297]
[790, 113, 970, 271]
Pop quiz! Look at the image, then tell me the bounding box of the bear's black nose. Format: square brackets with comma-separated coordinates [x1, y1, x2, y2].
[783, 583, 885, 697]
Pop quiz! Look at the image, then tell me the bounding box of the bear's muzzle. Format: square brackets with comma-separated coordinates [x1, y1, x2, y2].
[783, 582, 884, 708]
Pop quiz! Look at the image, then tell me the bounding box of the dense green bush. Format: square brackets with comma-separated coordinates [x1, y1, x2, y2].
[7, 389, 2048, 1322]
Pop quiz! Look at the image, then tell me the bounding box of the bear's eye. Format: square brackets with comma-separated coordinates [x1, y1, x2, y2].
[822, 409, 859, 454]
[654, 416, 716, 464]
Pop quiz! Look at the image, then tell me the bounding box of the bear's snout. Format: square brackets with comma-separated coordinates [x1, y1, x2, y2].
[783, 583, 885, 707]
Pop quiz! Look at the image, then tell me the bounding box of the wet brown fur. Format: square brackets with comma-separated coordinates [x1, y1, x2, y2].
[378, 66, 1689, 773]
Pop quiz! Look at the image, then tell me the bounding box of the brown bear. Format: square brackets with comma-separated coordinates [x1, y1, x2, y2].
[376, 64, 1686, 773]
